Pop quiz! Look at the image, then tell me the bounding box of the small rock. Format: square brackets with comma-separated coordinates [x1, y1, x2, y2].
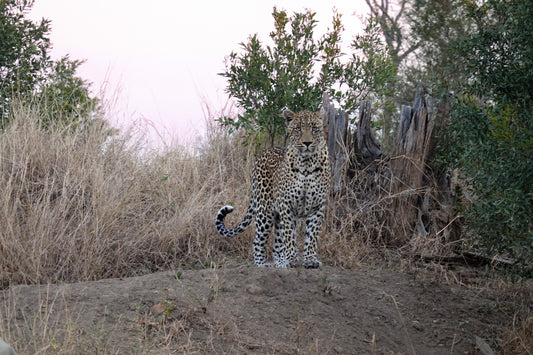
[246, 284, 263, 295]
[151, 303, 166, 315]
[412, 320, 423, 331]
[475, 335, 495, 355]
[0, 338, 17, 355]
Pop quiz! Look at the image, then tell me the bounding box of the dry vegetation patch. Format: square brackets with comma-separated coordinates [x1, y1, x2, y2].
[0, 104, 531, 354]
[0, 105, 251, 287]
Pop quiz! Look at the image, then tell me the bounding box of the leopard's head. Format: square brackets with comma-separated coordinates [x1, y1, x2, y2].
[283, 109, 327, 155]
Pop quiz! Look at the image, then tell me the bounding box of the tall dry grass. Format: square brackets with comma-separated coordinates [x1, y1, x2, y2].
[0, 100, 458, 288]
[1, 102, 531, 354]
[0, 103, 254, 287]
[1, 99, 379, 288]
[0, 100, 524, 286]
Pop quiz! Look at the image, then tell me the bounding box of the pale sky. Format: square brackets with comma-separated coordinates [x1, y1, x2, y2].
[30, 0, 368, 148]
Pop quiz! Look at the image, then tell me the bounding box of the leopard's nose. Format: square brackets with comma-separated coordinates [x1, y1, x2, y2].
[303, 141, 312, 148]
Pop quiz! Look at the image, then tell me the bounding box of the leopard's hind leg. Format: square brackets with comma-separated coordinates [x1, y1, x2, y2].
[252, 208, 274, 267]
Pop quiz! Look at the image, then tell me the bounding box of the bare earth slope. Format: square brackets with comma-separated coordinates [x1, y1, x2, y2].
[2, 266, 508, 354]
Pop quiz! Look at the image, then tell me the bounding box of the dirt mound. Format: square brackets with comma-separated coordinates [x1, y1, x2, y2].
[1, 266, 510, 354]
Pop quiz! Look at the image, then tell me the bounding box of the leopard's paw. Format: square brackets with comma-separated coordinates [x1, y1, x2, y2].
[302, 259, 322, 269]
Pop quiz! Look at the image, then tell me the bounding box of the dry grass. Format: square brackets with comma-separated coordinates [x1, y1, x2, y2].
[0, 103, 253, 287]
[0, 101, 461, 285]
[1, 102, 531, 354]
[0, 285, 114, 354]
[502, 311, 533, 355]
[0, 101, 522, 279]
[0, 100, 380, 287]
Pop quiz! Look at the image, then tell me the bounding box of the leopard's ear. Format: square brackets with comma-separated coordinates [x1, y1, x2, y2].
[282, 109, 295, 124]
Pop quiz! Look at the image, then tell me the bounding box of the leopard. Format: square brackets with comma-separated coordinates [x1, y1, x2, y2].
[215, 109, 330, 268]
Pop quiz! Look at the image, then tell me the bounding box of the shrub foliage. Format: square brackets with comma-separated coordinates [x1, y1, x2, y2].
[0, 0, 98, 128]
[445, 0, 532, 273]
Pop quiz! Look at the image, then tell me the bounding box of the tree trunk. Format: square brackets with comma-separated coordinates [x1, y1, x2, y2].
[387, 88, 459, 246]
[388, 88, 434, 243]
[323, 92, 347, 193]
[355, 101, 382, 167]
[326, 88, 458, 250]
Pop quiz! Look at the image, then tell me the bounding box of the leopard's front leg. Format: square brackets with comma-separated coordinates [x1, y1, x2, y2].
[272, 210, 297, 268]
[302, 206, 325, 269]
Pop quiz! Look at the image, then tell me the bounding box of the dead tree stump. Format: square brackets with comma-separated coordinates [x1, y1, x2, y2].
[388, 88, 434, 243]
[356, 101, 382, 167]
[323, 92, 347, 193]
[387, 88, 459, 247]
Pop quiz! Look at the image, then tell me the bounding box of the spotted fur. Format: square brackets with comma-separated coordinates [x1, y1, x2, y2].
[215, 109, 330, 268]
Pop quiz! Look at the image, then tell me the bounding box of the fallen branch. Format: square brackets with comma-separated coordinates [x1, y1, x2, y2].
[415, 252, 516, 267]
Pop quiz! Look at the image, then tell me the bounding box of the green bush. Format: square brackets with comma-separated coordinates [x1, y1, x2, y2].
[444, 0, 532, 275]
[219, 8, 395, 145]
[0, 0, 98, 128]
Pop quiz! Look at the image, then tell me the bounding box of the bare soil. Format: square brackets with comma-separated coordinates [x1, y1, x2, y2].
[1, 265, 517, 354]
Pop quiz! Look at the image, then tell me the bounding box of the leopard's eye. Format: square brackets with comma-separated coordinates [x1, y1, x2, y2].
[312, 127, 320, 134]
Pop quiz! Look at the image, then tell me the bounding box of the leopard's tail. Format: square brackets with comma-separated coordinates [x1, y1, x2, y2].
[215, 202, 254, 237]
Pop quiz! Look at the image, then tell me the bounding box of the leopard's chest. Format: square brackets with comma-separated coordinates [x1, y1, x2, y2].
[277, 164, 327, 218]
